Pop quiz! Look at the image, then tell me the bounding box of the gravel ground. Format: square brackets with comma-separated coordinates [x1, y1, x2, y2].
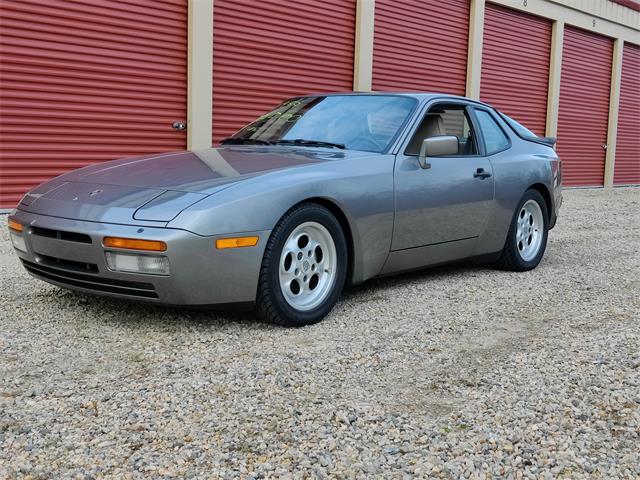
[1, 187, 639, 479]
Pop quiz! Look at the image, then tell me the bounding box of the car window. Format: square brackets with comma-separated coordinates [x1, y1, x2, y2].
[498, 111, 538, 138]
[405, 105, 477, 156]
[227, 95, 417, 153]
[475, 109, 510, 154]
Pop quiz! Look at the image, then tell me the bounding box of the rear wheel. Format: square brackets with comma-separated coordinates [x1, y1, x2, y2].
[256, 203, 347, 327]
[495, 189, 548, 271]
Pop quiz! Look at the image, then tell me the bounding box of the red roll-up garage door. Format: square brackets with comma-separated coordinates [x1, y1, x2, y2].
[480, 3, 551, 136]
[614, 42, 640, 185]
[556, 26, 613, 187]
[0, 0, 188, 209]
[372, 0, 469, 94]
[212, 0, 356, 144]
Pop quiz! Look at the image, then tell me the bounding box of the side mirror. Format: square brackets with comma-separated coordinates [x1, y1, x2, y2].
[418, 135, 459, 169]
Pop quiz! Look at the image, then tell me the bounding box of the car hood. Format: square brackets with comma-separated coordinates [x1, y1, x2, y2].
[17, 146, 350, 224]
[67, 147, 342, 192]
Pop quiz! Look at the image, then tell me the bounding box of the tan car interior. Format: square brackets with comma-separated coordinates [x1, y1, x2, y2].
[405, 108, 476, 156]
[406, 114, 445, 155]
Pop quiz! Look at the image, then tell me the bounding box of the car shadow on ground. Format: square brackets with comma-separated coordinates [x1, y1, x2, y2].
[344, 260, 484, 298]
[46, 260, 487, 330]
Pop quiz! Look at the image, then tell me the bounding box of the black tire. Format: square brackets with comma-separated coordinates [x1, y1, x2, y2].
[495, 189, 549, 271]
[256, 203, 348, 327]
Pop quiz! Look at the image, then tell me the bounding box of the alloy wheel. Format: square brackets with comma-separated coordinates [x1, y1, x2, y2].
[516, 199, 544, 261]
[278, 221, 337, 311]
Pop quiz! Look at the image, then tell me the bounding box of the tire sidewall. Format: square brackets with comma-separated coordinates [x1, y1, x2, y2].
[263, 205, 347, 326]
[508, 190, 549, 270]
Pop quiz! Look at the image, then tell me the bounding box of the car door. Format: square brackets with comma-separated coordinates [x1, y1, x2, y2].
[391, 101, 495, 255]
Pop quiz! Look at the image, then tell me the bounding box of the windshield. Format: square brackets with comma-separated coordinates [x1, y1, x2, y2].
[498, 111, 538, 138]
[224, 95, 417, 153]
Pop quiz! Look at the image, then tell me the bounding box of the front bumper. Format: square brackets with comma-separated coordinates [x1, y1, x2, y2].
[9, 210, 270, 306]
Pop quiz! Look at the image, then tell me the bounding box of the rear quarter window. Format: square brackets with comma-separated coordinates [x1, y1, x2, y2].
[475, 109, 510, 154]
[499, 111, 538, 138]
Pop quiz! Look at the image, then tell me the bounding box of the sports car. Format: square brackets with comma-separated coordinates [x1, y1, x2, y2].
[8, 93, 562, 326]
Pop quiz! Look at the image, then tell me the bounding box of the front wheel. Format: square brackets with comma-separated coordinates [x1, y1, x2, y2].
[495, 189, 549, 271]
[256, 203, 347, 327]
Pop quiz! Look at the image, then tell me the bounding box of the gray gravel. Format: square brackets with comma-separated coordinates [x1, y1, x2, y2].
[1, 187, 639, 479]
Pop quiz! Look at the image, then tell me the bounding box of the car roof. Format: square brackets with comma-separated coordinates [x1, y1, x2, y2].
[299, 91, 494, 108]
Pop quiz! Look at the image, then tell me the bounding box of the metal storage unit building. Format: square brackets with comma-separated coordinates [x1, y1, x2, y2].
[0, 0, 638, 210]
[556, 26, 613, 187]
[372, 0, 470, 94]
[0, 0, 188, 209]
[211, 0, 356, 144]
[614, 42, 640, 185]
[480, 3, 552, 137]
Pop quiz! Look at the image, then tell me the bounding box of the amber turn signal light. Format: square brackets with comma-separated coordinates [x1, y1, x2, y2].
[8, 219, 23, 233]
[215, 236, 259, 249]
[103, 237, 167, 252]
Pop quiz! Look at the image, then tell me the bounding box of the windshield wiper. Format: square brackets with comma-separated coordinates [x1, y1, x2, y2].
[220, 137, 273, 145]
[276, 139, 345, 149]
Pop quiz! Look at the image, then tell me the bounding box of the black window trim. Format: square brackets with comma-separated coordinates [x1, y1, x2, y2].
[401, 99, 485, 158]
[472, 106, 513, 156]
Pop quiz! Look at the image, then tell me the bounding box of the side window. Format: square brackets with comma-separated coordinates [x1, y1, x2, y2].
[405, 104, 477, 156]
[475, 109, 510, 154]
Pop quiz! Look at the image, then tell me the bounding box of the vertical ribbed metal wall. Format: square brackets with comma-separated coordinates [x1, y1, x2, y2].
[614, 42, 640, 185]
[557, 26, 613, 186]
[0, 0, 188, 208]
[480, 3, 551, 136]
[372, 0, 470, 95]
[211, 0, 356, 144]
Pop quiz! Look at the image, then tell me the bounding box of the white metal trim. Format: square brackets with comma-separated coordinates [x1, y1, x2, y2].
[353, 0, 375, 91]
[187, 0, 214, 150]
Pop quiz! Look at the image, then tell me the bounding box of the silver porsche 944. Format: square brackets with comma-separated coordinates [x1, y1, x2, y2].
[8, 93, 562, 326]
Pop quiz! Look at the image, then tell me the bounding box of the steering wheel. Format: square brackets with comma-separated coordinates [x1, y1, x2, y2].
[350, 136, 386, 151]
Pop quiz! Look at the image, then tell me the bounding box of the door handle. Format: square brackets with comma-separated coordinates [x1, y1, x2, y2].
[172, 121, 186, 131]
[473, 168, 492, 179]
